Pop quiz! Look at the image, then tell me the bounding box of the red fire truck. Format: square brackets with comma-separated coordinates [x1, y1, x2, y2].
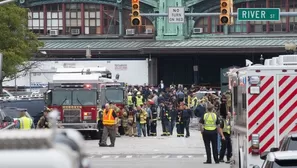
[228, 55, 297, 168]
[44, 73, 125, 139]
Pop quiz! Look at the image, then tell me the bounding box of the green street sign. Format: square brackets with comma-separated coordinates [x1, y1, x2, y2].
[237, 8, 280, 21]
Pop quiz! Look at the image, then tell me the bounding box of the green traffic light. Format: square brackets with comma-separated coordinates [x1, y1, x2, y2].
[132, 18, 140, 26]
[221, 16, 229, 24]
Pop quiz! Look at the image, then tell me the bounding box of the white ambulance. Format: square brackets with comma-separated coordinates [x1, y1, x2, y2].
[228, 55, 297, 168]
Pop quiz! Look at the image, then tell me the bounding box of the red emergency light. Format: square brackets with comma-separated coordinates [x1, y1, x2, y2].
[84, 84, 92, 89]
[132, 0, 138, 2]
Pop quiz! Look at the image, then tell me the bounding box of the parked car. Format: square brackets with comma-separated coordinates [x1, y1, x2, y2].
[0, 109, 15, 129]
[256, 151, 297, 168]
[2, 107, 35, 128]
[261, 132, 297, 160]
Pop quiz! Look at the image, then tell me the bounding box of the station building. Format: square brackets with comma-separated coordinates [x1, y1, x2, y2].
[26, 0, 297, 86]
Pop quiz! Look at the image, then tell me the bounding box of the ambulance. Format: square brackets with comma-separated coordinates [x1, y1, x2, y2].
[228, 55, 297, 168]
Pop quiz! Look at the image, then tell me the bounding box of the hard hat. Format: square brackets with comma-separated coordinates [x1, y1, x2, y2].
[128, 92, 132, 95]
[134, 88, 138, 91]
[123, 112, 128, 117]
[137, 92, 141, 95]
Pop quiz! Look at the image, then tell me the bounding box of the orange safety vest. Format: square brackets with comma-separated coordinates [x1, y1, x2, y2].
[103, 109, 116, 126]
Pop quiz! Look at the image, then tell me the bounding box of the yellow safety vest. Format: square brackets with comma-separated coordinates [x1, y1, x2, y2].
[187, 95, 191, 106]
[136, 96, 143, 106]
[223, 119, 231, 134]
[102, 109, 116, 126]
[19, 116, 32, 130]
[127, 96, 133, 105]
[203, 112, 217, 131]
[191, 97, 198, 108]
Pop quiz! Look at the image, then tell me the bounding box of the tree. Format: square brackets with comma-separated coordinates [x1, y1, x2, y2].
[0, 3, 44, 79]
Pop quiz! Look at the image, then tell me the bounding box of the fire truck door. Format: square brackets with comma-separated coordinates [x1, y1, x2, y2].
[277, 75, 297, 142]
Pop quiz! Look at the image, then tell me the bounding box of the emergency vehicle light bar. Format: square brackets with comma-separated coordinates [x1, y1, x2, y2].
[0, 130, 53, 149]
[61, 83, 84, 88]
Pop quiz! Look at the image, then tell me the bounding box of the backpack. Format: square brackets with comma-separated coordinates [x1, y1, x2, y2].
[177, 91, 185, 100]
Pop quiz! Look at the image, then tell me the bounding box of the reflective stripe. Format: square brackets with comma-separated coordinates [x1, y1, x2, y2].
[203, 112, 217, 131]
[102, 109, 116, 126]
[223, 119, 231, 134]
[191, 97, 198, 108]
[19, 117, 32, 130]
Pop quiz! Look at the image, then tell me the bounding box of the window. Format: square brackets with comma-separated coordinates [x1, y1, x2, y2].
[84, 4, 101, 35]
[65, 3, 81, 35]
[52, 90, 72, 106]
[72, 90, 96, 105]
[47, 4, 63, 34]
[272, 159, 297, 167]
[28, 5, 44, 34]
[105, 89, 124, 103]
[32, 72, 41, 76]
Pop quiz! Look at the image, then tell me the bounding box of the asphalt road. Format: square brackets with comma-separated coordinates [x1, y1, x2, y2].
[84, 119, 230, 168]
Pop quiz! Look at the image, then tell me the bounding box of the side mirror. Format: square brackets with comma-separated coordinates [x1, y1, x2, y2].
[270, 147, 279, 152]
[260, 151, 269, 160]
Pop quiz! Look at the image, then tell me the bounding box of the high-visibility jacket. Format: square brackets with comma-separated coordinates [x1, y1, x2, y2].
[140, 110, 147, 124]
[203, 112, 217, 131]
[191, 97, 198, 108]
[127, 96, 133, 106]
[102, 109, 116, 126]
[136, 96, 143, 106]
[19, 116, 33, 130]
[223, 119, 231, 134]
[187, 95, 191, 107]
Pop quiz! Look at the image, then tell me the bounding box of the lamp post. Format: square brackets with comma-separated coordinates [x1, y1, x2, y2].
[85, 45, 92, 59]
[284, 43, 296, 54]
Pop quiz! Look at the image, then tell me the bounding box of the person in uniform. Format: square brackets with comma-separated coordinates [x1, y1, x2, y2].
[97, 105, 105, 144]
[199, 103, 224, 164]
[135, 92, 144, 107]
[182, 104, 192, 138]
[150, 105, 158, 136]
[122, 108, 129, 136]
[168, 103, 177, 135]
[16, 109, 34, 130]
[99, 103, 118, 147]
[176, 104, 184, 137]
[37, 109, 50, 129]
[127, 92, 134, 107]
[139, 106, 147, 137]
[219, 112, 232, 163]
[160, 102, 170, 136]
[127, 107, 137, 137]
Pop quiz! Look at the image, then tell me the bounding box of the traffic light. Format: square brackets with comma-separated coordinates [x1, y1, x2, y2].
[16, 0, 27, 7]
[220, 0, 231, 25]
[131, 0, 142, 26]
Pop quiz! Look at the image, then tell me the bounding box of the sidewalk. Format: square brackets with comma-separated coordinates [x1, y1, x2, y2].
[84, 120, 205, 155]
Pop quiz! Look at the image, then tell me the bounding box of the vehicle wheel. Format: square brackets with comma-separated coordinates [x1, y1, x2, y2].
[90, 132, 99, 140]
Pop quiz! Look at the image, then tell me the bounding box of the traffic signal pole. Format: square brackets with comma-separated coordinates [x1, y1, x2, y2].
[0, 0, 15, 5]
[138, 12, 297, 17]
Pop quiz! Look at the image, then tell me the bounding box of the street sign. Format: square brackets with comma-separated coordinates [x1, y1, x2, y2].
[237, 8, 280, 21]
[168, 7, 185, 23]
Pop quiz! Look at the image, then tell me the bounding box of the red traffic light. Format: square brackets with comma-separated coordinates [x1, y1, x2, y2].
[132, 0, 138, 2]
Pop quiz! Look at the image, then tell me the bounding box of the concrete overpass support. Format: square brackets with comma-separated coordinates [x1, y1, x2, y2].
[148, 57, 158, 86]
[156, 0, 186, 40]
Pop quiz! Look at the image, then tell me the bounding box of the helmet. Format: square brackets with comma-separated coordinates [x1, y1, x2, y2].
[123, 112, 128, 117]
[128, 92, 132, 96]
[137, 92, 141, 95]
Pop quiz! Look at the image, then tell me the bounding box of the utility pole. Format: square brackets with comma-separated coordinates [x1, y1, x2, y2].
[0, 53, 3, 95]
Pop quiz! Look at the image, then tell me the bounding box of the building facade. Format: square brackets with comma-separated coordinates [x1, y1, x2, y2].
[28, 0, 297, 36]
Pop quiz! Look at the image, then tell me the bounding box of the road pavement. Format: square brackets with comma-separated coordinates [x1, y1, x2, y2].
[84, 119, 230, 168]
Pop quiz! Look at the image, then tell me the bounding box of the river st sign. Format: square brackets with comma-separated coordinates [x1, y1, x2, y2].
[237, 8, 280, 21]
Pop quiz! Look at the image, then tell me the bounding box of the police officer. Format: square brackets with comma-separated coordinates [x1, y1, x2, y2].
[97, 105, 105, 145]
[99, 103, 118, 147]
[199, 103, 224, 164]
[17, 109, 34, 130]
[219, 112, 232, 163]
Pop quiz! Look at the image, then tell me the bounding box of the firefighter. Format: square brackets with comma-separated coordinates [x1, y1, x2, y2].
[99, 103, 117, 147]
[168, 103, 177, 135]
[199, 103, 223, 164]
[122, 109, 129, 136]
[127, 92, 134, 107]
[191, 93, 198, 111]
[160, 102, 170, 136]
[37, 109, 50, 129]
[182, 104, 192, 138]
[135, 92, 144, 107]
[176, 104, 184, 137]
[139, 106, 147, 137]
[150, 106, 158, 136]
[17, 110, 34, 130]
[111, 104, 121, 137]
[97, 105, 104, 145]
[219, 112, 232, 163]
[127, 107, 137, 137]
